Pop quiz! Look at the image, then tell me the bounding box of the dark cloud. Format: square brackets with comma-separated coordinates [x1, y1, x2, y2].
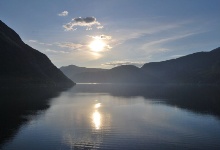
[74, 17, 96, 23]
[63, 17, 102, 31]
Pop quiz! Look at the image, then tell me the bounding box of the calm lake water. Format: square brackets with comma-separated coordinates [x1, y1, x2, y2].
[1, 84, 220, 150]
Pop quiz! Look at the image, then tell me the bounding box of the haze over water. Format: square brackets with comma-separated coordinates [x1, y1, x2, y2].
[1, 84, 220, 150]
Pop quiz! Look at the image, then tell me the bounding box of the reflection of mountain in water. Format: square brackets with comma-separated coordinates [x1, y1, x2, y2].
[1, 84, 219, 149]
[0, 87, 69, 148]
[72, 84, 220, 118]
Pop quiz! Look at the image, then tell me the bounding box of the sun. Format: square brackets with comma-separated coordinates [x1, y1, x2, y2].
[89, 39, 106, 52]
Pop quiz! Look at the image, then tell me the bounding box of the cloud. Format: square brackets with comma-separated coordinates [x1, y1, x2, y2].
[86, 27, 92, 31]
[97, 26, 104, 29]
[114, 23, 183, 43]
[105, 45, 112, 50]
[45, 49, 69, 54]
[63, 17, 101, 31]
[157, 48, 170, 52]
[141, 32, 198, 49]
[58, 11, 68, 16]
[88, 34, 112, 40]
[28, 40, 38, 43]
[56, 42, 85, 50]
[28, 40, 52, 46]
[87, 34, 113, 51]
[170, 54, 184, 58]
[28, 40, 87, 51]
[112, 20, 195, 47]
[102, 61, 145, 67]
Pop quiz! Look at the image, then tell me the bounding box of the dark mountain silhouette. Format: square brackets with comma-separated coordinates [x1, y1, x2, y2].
[0, 20, 74, 87]
[61, 47, 220, 84]
[60, 65, 160, 83]
[141, 47, 220, 84]
[60, 65, 107, 80]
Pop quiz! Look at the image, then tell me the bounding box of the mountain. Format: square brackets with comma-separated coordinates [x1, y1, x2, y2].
[61, 47, 220, 84]
[60, 65, 107, 80]
[60, 65, 160, 83]
[141, 47, 220, 84]
[0, 20, 74, 87]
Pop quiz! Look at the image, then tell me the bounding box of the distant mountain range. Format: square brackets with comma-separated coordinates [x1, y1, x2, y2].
[61, 65, 157, 83]
[0, 20, 74, 87]
[141, 48, 220, 84]
[61, 47, 220, 84]
[60, 65, 107, 80]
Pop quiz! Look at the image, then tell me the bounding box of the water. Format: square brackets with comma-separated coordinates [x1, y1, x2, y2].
[1, 84, 220, 150]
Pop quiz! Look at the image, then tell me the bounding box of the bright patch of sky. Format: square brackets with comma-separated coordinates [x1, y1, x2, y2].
[0, 0, 220, 68]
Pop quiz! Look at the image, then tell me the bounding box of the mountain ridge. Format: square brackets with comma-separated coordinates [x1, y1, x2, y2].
[141, 47, 220, 84]
[61, 47, 220, 84]
[0, 20, 74, 87]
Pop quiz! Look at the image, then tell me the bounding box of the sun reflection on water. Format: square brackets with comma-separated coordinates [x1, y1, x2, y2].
[93, 111, 101, 130]
[92, 103, 102, 130]
[94, 103, 101, 108]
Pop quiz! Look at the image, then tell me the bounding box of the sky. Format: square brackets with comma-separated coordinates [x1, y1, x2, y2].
[0, 0, 220, 68]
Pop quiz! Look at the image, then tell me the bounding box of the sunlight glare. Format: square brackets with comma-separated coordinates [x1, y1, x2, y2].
[89, 39, 105, 52]
[93, 111, 101, 130]
[94, 103, 101, 108]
